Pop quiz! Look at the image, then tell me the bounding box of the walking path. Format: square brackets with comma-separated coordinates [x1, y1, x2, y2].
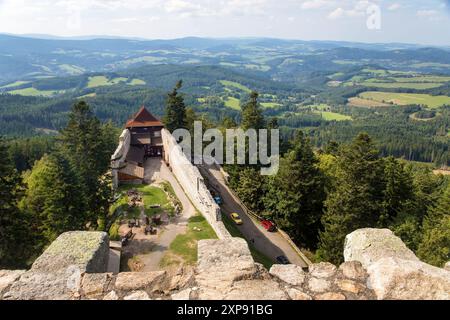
[127, 158, 196, 272]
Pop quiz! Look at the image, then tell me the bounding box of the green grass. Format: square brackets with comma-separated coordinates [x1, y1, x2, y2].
[411, 62, 450, 68]
[8, 87, 59, 97]
[160, 214, 218, 266]
[221, 212, 274, 269]
[261, 102, 281, 108]
[392, 76, 450, 83]
[87, 76, 129, 88]
[359, 91, 450, 109]
[316, 111, 352, 121]
[362, 68, 389, 75]
[220, 80, 252, 93]
[77, 93, 96, 99]
[309, 104, 331, 111]
[0, 81, 30, 89]
[129, 79, 146, 85]
[360, 82, 443, 89]
[115, 184, 174, 217]
[58, 64, 85, 75]
[224, 97, 241, 110]
[110, 77, 128, 84]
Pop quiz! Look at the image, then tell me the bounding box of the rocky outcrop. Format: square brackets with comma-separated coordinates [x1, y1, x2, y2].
[0, 229, 449, 300]
[344, 228, 450, 300]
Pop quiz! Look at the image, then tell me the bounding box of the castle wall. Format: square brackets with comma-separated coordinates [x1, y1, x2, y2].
[111, 129, 131, 189]
[161, 129, 231, 239]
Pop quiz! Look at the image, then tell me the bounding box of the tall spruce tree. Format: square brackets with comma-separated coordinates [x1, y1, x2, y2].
[58, 101, 115, 227]
[21, 154, 87, 250]
[241, 91, 265, 130]
[317, 133, 384, 264]
[164, 80, 187, 132]
[0, 137, 30, 268]
[379, 157, 415, 227]
[417, 183, 450, 267]
[263, 131, 326, 249]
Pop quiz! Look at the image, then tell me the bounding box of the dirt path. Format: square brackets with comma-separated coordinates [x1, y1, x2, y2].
[137, 158, 196, 271]
[198, 163, 309, 268]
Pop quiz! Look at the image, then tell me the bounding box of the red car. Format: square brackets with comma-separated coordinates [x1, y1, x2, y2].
[261, 219, 276, 232]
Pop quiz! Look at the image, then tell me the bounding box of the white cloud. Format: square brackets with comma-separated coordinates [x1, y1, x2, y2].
[328, 7, 344, 19]
[301, 0, 333, 10]
[388, 3, 401, 11]
[327, 1, 370, 20]
[417, 9, 438, 17]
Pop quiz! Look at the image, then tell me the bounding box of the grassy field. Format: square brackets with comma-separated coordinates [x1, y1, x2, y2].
[316, 111, 352, 121]
[359, 91, 450, 109]
[392, 76, 450, 83]
[77, 92, 96, 99]
[114, 184, 174, 217]
[261, 102, 281, 108]
[0, 80, 30, 89]
[8, 87, 59, 97]
[58, 64, 85, 75]
[348, 97, 391, 107]
[224, 96, 241, 110]
[129, 78, 146, 85]
[360, 82, 443, 89]
[160, 214, 218, 267]
[87, 75, 128, 88]
[220, 80, 252, 93]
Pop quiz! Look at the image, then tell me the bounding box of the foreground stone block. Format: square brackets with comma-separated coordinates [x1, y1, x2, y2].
[344, 228, 418, 266]
[224, 280, 288, 300]
[269, 265, 306, 286]
[31, 231, 110, 273]
[367, 257, 450, 300]
[81, 273, 113, 298]
[344, 228, 450, 300]
[0, 270, 26, 298]
[114, 271, 166, 292]
[123, 291, 151, 300]
[338, 261, 367, 281]
[4, 270, 81, 300]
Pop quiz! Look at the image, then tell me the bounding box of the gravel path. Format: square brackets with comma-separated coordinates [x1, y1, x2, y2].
[138, 158, 196, 271]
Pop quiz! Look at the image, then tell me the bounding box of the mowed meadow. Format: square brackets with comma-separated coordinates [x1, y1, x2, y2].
[350, 91, 450, 109]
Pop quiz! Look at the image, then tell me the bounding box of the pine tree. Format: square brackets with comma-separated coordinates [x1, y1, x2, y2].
[0, 137, 29, 268]
[417, 184, 450, 267]
[235, 167, 266, 213]
[164, 80, 187, 132]
[263, 131, 326, 249]
[58, 101, 115, 226]
[241, 91, 265, 130]
[317, 133, 384, 264]
[21, 154, 87, 249]
[379, 157, 414, 227]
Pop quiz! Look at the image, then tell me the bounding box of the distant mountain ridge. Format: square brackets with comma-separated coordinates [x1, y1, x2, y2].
[1, 33, 450, 84]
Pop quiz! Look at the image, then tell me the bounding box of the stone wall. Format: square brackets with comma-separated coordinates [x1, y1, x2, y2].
[161, 129, 231, 239]
[111, 129, 131, 189]
[1, 229, 448, 300]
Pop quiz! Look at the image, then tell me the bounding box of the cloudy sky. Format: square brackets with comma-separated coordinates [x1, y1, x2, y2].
[0, 0, 449, 45]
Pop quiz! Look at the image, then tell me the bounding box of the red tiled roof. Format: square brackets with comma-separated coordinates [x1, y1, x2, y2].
[125, 106, 163, 128]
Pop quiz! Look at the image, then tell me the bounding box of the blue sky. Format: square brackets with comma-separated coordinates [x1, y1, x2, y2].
[0, 0, 449, 45]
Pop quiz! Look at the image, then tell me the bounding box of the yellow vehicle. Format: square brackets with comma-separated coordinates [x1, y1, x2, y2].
[230, 213, 243, 225]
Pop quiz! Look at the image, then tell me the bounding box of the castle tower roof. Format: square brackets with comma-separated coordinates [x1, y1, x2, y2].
[125, 106, 163, 128]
